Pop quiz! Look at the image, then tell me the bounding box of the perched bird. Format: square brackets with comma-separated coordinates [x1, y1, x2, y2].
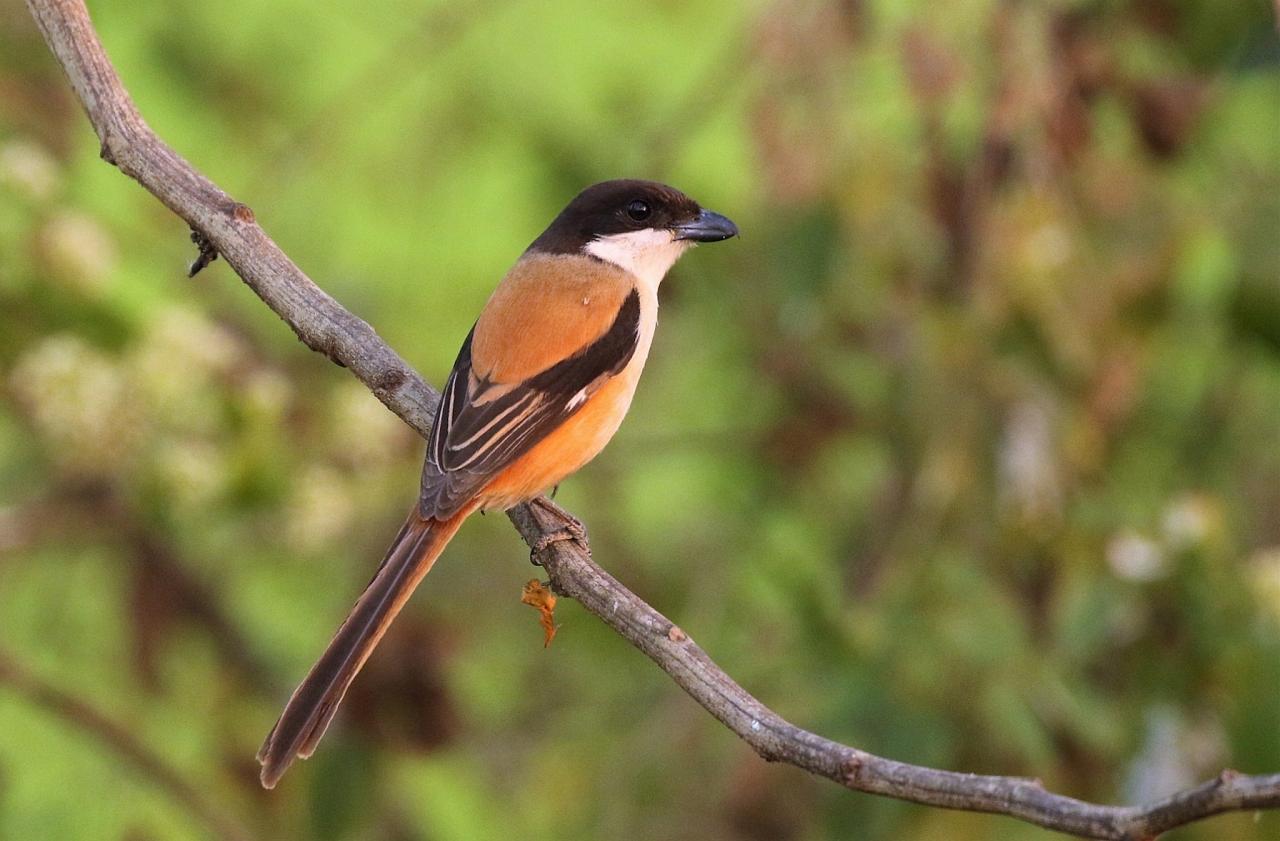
[257, 179, 737, 787]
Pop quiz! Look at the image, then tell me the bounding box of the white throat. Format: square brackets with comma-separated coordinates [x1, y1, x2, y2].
[583, 229, 692, 293]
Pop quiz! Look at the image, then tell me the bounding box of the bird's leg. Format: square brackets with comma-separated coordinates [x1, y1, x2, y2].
[528, 495, 590, 564]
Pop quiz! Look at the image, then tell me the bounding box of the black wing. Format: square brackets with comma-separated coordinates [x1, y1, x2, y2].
[418, 289, 641, 519]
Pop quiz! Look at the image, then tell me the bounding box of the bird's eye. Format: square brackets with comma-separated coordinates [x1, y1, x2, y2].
[626, 199, 652, 222]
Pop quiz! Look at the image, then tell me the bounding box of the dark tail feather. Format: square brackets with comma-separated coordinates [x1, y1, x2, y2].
[257, 504, 473, 788]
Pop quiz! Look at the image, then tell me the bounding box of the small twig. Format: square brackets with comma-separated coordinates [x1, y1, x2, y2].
[26, 0, 437, 434]
[0, 649, 253, 841]
[23, 0, 1280, 837]
[187, 228, 218, 276]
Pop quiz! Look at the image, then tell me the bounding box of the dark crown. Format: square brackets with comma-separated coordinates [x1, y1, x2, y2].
[527, 179, 703, 255]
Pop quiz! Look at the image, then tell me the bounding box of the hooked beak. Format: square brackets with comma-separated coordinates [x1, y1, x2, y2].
[673, 209, 739, 243]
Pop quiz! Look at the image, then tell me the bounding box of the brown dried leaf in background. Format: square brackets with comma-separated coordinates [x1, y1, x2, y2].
[344, 618, 459, 753]
[1129, 78, 1210, 159]
[127, 526, 272, 693]
[901, 26, 962, 104]
[723, 754, 814, 841]
[748, 0, 860, 205]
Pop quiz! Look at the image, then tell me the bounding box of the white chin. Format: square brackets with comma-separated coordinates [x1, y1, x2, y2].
[584, 229, 692, 290]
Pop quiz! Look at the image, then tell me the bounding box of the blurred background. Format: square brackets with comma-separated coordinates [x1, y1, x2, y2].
[2, 0, 1279, 839]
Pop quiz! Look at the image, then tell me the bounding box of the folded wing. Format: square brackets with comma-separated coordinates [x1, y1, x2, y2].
[419, 289, 640, 519]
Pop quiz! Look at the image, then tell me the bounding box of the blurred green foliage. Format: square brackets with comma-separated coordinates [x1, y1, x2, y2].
[2, 0, 1279, 839]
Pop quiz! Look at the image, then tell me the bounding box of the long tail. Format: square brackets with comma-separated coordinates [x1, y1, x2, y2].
[257, 503, 474, 788]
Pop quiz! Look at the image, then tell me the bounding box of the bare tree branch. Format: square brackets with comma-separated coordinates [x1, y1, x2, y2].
[25, 0, 438, 437]
[23, 1, 1280, 838]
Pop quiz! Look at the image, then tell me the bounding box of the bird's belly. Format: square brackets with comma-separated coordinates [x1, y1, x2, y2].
[477, 367, 640, 511]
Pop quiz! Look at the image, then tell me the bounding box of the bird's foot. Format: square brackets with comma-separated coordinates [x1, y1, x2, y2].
[528, 496, 590, 565]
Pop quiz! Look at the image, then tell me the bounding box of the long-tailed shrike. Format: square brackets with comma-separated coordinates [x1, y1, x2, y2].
[257, 179, 737, 787]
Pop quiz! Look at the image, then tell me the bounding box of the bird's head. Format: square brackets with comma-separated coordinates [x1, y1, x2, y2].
[528, 179, 738, 288]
